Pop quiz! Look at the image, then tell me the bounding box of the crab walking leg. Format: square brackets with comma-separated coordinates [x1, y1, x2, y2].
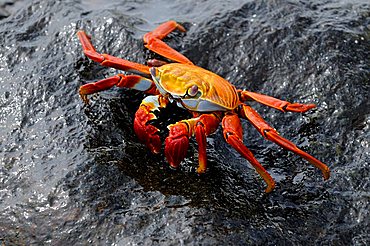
[192, 114, 221, 173]
[77, 31, 151, 76]
[165, 114, 220, 173]
[79, 74, 158, 104]
[239, 104, 330, 180]
[222, 113, 275, 193]
[143, 21, 193, 65]
[134, 95, 169, 154]
[239, 90, 316, 113]
[144, 20, 186, 41]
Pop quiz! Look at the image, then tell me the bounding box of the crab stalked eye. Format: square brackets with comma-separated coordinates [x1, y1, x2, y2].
[187, 84, 199, 97]
[150, 67, 167, 96]
[150, 67, 157, 78]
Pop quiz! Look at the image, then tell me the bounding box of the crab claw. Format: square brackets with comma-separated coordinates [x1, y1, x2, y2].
[134, 105, 161, 154]
[165, 122, 189, 168]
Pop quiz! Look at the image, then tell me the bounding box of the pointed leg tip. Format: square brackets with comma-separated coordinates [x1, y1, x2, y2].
[77, 30, 91, 41]
[282, 103, 317, 113]
[265, 188, 273, 193]
[196, 154, 207, 174]
[264, 181, 276, 193]
[307, 157, 331, 181]
[196, 166, 207, 174]
[177, 23, 186, 32]
[304, 104, 316, 112]
[323, 168, 331, 180]
[79, 94, 90, 105]
[76, 30, 84, 36]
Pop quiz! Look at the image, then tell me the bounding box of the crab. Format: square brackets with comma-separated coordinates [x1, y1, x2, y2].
[77, 21, 330, 193]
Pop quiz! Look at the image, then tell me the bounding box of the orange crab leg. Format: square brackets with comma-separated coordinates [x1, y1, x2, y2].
[143, 20, 193, 65]
[193, 114, 220, 173]
[222, 113, 275, 193]
[77, 31, 151, 76]
[144, 20, 186, 41]
[195, 123, 207, 173]
[239, 90, 316, 113]
[79, 74, 158, 104]
[239, 104, 330, 180]
[165, 113, 220, 172]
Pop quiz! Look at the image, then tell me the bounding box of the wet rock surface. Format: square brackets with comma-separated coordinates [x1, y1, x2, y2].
[0, 0, 369, 245]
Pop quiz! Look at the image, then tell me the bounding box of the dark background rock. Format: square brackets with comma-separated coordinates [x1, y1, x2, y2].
[0, 0, 369, 245]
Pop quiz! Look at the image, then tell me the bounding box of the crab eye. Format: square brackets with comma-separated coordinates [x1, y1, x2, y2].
[150, 67, 157, 78]
[187, 84, 199, 97]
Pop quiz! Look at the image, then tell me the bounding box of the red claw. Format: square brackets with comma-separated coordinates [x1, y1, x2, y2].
[134, 106, 161, 154]
[165, 123, 189, 168]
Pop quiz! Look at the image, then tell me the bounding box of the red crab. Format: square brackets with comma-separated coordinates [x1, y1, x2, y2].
[77, 21, 330, 192]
